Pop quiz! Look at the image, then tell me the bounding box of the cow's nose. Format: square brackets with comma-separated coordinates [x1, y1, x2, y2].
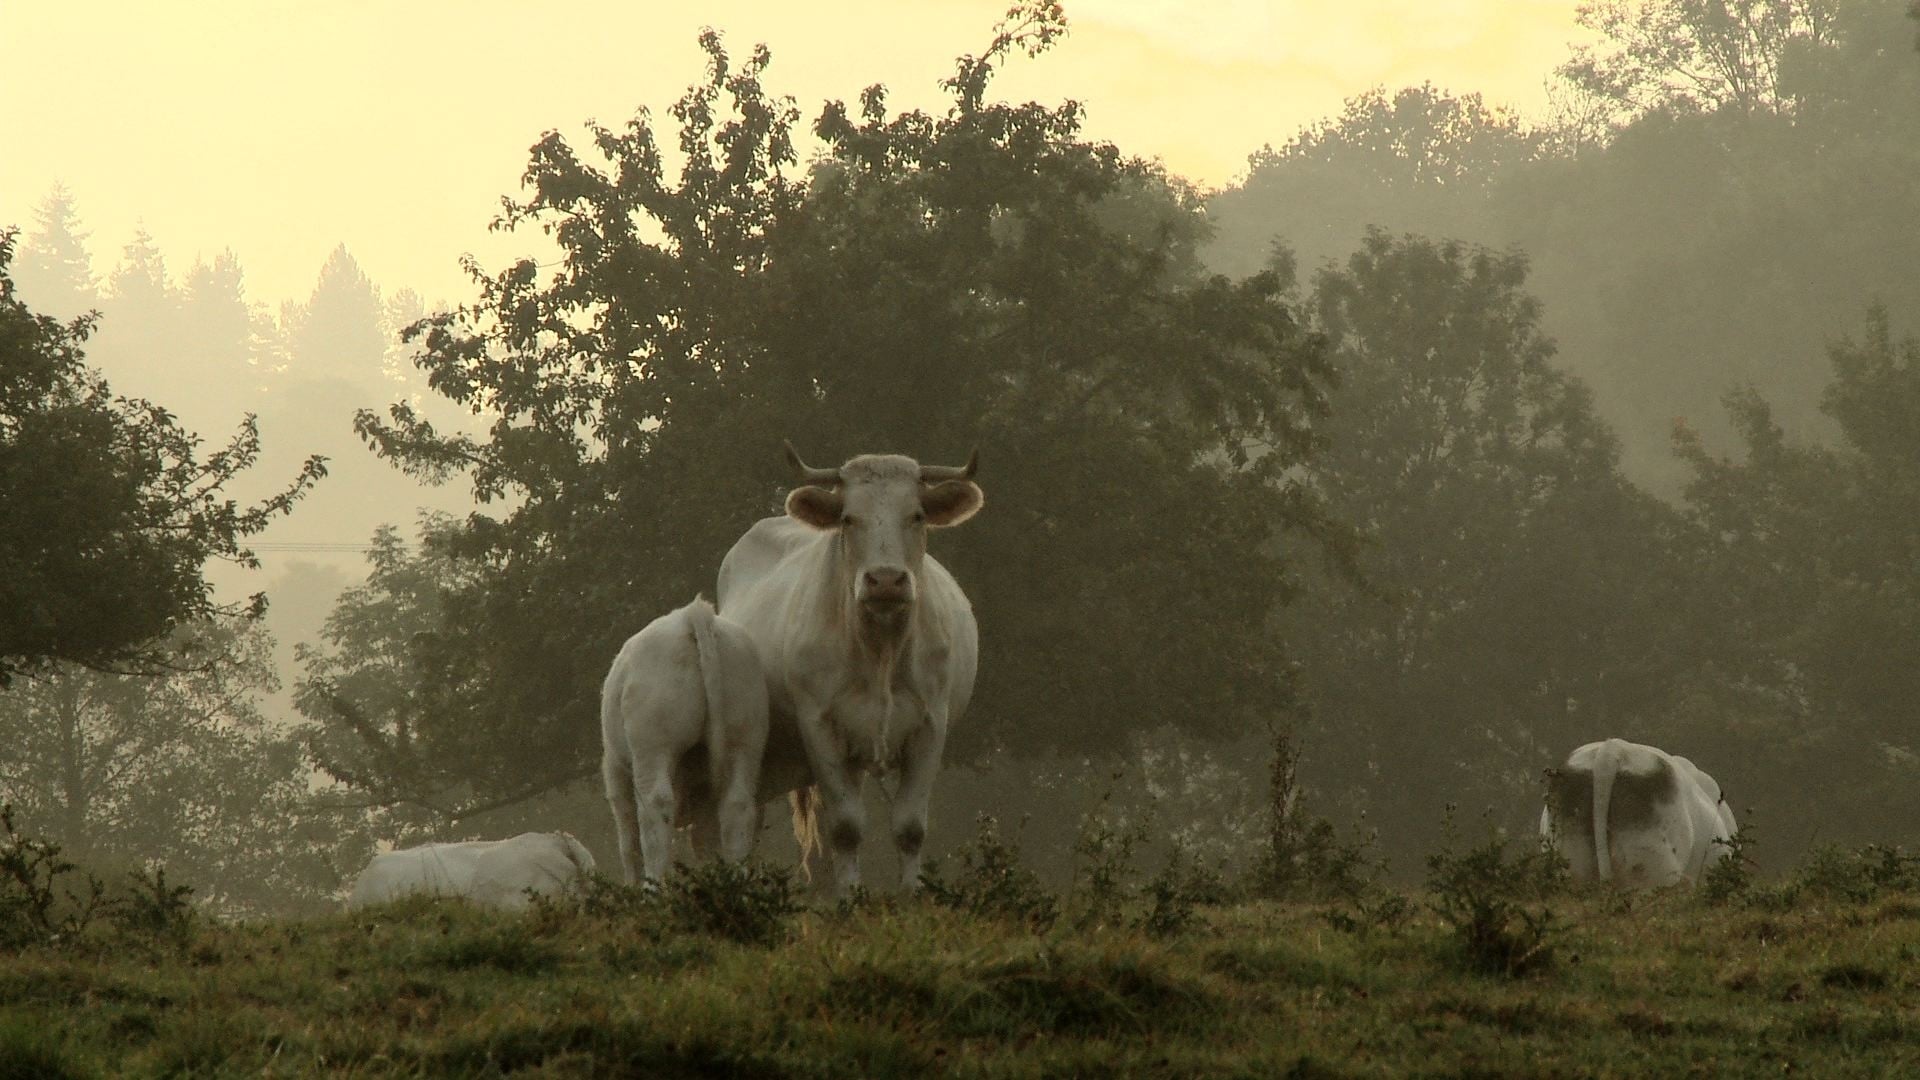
[863, 569, 909, 596]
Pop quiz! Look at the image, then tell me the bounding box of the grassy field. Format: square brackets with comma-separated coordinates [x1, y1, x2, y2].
[6, 850, 1920, 1079]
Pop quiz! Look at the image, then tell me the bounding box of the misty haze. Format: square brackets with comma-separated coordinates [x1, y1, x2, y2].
[3, 1, 1919, 1073]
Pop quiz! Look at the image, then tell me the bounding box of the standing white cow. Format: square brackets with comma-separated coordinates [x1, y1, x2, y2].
[1540, 738, 1738, 888]
[717, 444, 982, 896]
[600, 597, 771, 883]
[347, 832, 595, 910]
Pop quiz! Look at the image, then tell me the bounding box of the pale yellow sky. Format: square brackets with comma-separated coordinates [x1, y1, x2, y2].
[1, 1, 1589, 309]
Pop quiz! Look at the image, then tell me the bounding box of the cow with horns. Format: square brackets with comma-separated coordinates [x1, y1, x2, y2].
[717, 444, 983, 896]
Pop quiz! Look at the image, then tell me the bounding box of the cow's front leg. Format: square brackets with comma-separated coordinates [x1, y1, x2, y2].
[890, 715, 948, 891]
[797, 711, 866, 897]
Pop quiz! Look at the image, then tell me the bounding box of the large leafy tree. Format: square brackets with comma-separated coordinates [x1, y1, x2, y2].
[1205, 84, 1542, 281]
[0, 230, 325, 685]
[339, 6, 1343, 816]
[0, 619, 370, 915]
[1673, 308, 1920, 845]
[1280, 230, 1700, 859]
[1557, 0, 1839, 130]
[1208, 1, 1920, 494]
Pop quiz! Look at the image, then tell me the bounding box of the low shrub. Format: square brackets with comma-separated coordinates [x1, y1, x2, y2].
[1136, 849, 1226, 939]
[1424, 808, 1567, 977]
[659, 860, 803, 948]
[0, 804, 111, 949]
[1245, 727, 1385, 902]
[113, 865, 196, 943]
[1793, 843, 1920, 905]
[1701, 819, 1759, 906]
[1066, 781, 1148, 930]
[920, 814, 1059, 933]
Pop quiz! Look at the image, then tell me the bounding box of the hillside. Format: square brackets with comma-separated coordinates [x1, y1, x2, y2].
[6, 855, 1920, 1077]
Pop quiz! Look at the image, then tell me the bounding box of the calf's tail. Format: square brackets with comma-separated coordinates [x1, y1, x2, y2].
[685, 597, 730, 789]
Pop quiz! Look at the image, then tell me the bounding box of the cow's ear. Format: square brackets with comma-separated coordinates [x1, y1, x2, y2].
[786, 485, 844, 529]
[921, 480, 983, 528]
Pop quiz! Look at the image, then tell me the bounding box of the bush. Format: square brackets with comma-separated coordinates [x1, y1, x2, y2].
[1246, 726, 1384, 902]
[659, 860, 803, 948]
[1424, 808, 1567, 977]
[113, 865, 196, 942]
[1322, 889, 1415, 938]
[0, 805, 209, 952]
[537, 860, 801, 948]
[1701, 819, 1759, 906]
[1136, 850, 1226, 939]
[920, 814, 1059, 933]
[1066, 782, 1147, 930]
[0, 804, 110, 949]
[1793, 843, 1920, 905]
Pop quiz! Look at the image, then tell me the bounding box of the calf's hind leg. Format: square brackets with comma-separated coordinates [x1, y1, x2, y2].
[633, 751, 679, 883]
[603, 755, 645, 885]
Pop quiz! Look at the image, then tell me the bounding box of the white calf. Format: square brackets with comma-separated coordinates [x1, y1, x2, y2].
[600, 597, 769, 882]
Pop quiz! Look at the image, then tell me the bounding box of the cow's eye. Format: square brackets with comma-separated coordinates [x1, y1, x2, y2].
[840, 514, 857, 527]
[910, 511, 926, 525]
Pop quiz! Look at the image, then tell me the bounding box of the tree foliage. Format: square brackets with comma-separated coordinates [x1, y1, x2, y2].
[12, 184, 96, 322]
[1207, 84, 1541, 282]
[0, 230, 325, 686]
[294, 516, 496, 828]
[1210, 0, 1920, 493]
[0, 620, 369, 914]
[1280, 231, 1698, 857]
[1557, 0, 1839, 129]
[1673, 308, 1920, 842]
[341, 6, 1343, 815]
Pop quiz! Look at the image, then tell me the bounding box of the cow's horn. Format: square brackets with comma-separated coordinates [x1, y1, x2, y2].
[919, 449, 978, 483]
[784, 441, 842, 486]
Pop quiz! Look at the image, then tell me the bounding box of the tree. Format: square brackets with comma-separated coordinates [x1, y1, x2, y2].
[12, 184, 97, 321]
[0, 229, 325, 685]
[1556, 0, 1839, 130]
[1205, 84, 1541, 280]
[286, 244, 387, 391]
[90, 227, 185, 390]
[0, 619, 370, 914]
[1673, 307, 1920, 845]
[174, 249, 266, 435]
[294, 516, 491, 830]
[341, 7, 1343, 817]
[1206, 2, 1920, 494]
[1279, 230, 1701, 860]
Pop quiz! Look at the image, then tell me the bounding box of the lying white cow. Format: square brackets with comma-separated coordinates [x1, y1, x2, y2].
[347, 831, 596, 910]
[717, 444, 982, 896]
[600, 597, 771, 882]
[1540, 738, 1737, 888]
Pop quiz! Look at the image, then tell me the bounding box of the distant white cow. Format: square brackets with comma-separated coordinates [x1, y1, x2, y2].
[600, 597, 771, 883]
[717, 444, 982, 896]
[347, 832, 595, 910]
[1540, 738, 1737, 888]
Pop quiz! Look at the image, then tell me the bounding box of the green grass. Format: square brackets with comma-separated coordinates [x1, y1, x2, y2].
[6, 884, 1920, 1077]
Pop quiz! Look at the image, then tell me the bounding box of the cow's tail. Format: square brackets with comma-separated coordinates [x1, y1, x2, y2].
[686, 596, 729, 789]
[790, 786, 823, 884]
[1591, 742, 1621, 882]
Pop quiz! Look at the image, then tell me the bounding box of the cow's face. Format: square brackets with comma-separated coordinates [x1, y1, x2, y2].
[784, 449, 982, 631]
